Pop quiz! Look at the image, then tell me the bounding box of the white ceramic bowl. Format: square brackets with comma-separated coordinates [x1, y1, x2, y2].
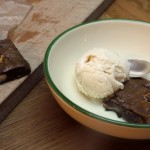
[44, 19, 150, 139]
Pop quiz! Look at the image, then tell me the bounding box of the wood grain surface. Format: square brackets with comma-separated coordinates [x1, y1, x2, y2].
[1, 0, 150, 150]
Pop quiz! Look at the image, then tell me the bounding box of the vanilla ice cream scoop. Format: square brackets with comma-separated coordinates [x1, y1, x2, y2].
[75, 48, 129, 99]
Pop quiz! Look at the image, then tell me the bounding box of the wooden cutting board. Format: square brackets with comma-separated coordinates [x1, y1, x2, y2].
[0, 0, 114, 122]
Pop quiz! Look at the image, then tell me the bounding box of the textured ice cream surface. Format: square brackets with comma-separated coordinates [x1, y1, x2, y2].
[75, 48, 129, 99]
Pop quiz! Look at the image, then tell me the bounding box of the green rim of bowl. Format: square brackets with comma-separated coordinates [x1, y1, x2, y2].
[44, 19, 150, 128]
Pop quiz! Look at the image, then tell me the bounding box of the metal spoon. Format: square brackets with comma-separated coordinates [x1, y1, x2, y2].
[128, 59, 150, 78]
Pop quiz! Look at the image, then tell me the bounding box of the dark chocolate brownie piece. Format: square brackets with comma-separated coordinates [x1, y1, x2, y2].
[0, 38, 31, 84]
[103, 78, 150, 124]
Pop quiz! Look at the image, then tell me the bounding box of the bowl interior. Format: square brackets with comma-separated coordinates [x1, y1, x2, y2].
[45, 20, 150, 127]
